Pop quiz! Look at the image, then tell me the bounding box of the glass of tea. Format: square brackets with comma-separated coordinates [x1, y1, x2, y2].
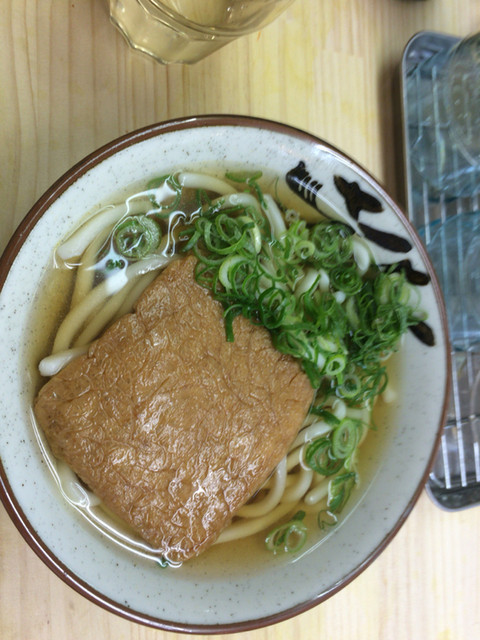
[108, 0, 296, 64]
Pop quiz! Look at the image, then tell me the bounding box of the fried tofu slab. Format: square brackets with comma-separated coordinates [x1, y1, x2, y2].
[34, 255, 314, 562]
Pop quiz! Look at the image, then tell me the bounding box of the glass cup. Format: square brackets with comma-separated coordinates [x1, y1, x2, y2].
[407, 32, 480, 198]
[108, 0, 296, 64]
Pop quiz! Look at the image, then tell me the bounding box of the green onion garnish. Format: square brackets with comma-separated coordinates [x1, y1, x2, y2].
[305, 437, 344, 476]
[265, 511, 307, 554]
[114, 215, 161, 260]
[327, 472, 357, 514]
[331, 418, 360, 459]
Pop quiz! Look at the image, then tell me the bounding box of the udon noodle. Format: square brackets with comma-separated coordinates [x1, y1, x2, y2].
[33, 169, 417, 562]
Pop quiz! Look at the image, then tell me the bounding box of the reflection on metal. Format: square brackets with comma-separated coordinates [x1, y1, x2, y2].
[401, 31, 480, 510]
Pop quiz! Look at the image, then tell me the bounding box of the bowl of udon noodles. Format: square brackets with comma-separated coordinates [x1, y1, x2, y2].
[0, 115, 449, 633]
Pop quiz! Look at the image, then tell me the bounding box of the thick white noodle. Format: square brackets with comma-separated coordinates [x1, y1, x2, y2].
[281, 467, 314, 504]
[302, 412, 320, 428]
[304, 478, 330, 506]
[262, 471, 298, 490]
[38, 346, 88, 376]
[214, 502, 297, 544]
[286, 447, 302, 471]
[352, 236, 373, 274]
[316, 351, 326, 371]
[262, 193, 286, 240]
[52, 271, 127, 353]
[114, 269, 159, 319]
[318, 269, 330, 291]
[294, 268, 320, 298]
[73, 278, 139, 347]
[291, 420, 332, 450]
[177, 172, 237, 195]
[345, 405, 370, 423]
[294, 267, 330, 299]
[213, 192, 262, 215]
[52, 254, 171, 353]
[256, 250, 287, 293]
[332, 398, 347, 420]
[70, 225, 114, 307]
[236, 458, 287, 518]
[56, 204, 127, 260]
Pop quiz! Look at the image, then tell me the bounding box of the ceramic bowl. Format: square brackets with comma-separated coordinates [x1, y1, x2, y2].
[0, 116, 449, 633]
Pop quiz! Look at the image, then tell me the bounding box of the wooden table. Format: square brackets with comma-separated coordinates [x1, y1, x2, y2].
[1, 1, 479, 639]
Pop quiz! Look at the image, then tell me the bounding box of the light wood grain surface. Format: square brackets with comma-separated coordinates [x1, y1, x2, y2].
[1, 1, 480, 639]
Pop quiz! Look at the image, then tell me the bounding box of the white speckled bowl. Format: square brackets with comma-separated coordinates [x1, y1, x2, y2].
[0, 116, 449, 633]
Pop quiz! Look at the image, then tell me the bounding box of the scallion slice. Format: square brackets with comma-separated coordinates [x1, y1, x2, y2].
[327, 472, 357, 513]
[331, 418, 360, 459]
[304, 437, 344, 476]
[265, 511, 307, 554]
[114, 215, 161, 260]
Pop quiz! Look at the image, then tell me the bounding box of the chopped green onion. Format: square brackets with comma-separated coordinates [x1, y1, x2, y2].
[225, 170, 263, 183]
[324, 353, 346, 377]
[330, 264, 362, 294]
[223, 304, 242, 342]
[304, 437, 344, 476]
[114, 215, 161, 260]
[331, 418, 360, 459]
[106, 258, 125, 271]
[238, 215, 262, 253]
[265, 511, 307, 554]
[180, 176, 421, 407]
[218, 255, 250, 290]
[309, 408, 341, 425]
[327, 472, 357, 514]
[317, 509, 338, 530]
[337, 371, 362, 400]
